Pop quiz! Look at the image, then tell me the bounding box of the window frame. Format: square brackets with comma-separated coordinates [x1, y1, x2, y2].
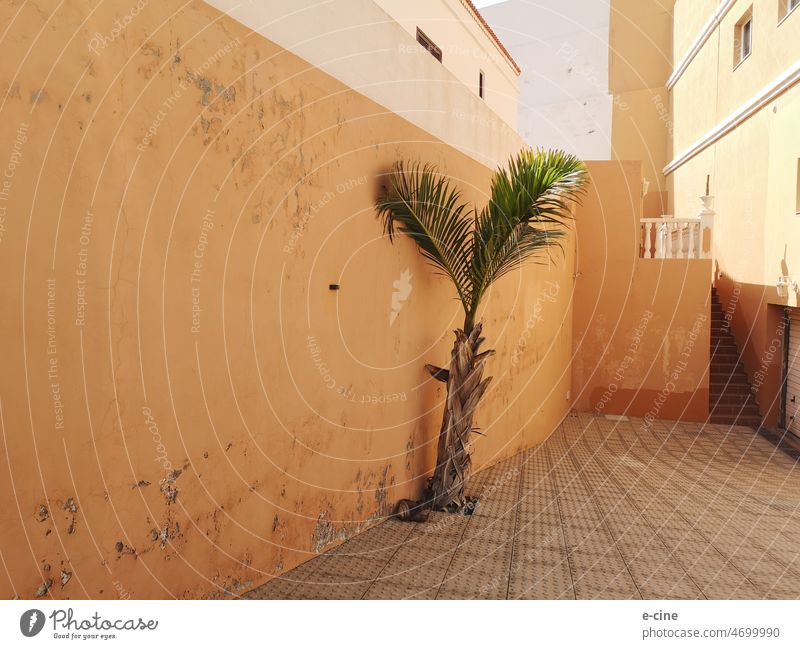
[478, 70, 485, 99]
[795, 158, 800, 215]
[779, 0, 800, 24]
[416, 28, 442, 63]
[740, 16, 753, 61]
[733, 10, 753, 69]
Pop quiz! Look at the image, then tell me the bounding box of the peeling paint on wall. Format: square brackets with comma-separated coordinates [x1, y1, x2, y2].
[0, 0, 574, 599]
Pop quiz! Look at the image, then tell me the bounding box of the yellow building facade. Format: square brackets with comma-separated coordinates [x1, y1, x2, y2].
[667, 0, 800, 428]
[609, 0, 676, 218]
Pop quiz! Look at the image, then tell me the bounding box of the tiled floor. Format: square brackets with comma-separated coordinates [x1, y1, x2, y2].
[242, 413, 800, 600]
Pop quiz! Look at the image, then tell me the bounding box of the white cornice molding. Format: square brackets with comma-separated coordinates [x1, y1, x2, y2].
[667, 0, 736, 90]
[664, 59, 800, 175]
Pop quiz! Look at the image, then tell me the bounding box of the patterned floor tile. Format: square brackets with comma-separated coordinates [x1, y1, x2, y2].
[244, 415, 800, 600]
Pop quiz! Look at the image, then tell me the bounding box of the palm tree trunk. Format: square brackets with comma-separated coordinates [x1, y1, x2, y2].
[424, 323, 494, 511]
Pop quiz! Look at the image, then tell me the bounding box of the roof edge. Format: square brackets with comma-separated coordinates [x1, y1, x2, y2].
[460, 0, 521, 76]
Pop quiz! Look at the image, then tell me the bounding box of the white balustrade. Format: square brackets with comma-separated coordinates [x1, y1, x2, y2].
[640, 200, 715, 260]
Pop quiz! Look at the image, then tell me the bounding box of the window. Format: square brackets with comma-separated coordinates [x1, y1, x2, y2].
[796, 159, 800, 214]
[741, 18, 752, 58]
[779, 0, 800, 22]
[734, 9, 753, 68]
[416, 28, 442, 63]
[478, 70, 485, 99]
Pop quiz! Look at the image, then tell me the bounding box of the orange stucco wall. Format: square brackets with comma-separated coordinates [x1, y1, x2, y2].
[571, 161, 710, 422]
[0, 1, 575, 598]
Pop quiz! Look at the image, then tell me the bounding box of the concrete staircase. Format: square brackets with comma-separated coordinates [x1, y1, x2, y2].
[710, 288, 762, 427]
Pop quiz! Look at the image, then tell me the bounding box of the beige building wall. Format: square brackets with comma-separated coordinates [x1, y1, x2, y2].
[0, 0, 573, 599]
[609, 0, 675, 217]
[204, 0, 522, 169]
[668, 0, 800, 426]
[374, 0, 520, 128]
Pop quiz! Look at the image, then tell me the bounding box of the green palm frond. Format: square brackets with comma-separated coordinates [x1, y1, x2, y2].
[376, 150, 588, 333]
[376, 162, 475, 313]
[468, 149, 587, 326]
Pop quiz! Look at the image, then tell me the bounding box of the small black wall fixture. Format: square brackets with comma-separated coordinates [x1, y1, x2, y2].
[329, 284, 340, 291]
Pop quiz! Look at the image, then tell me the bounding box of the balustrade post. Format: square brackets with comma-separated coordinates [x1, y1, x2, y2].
[650, 223, 659, 259]
[681, 222, 689, 259]
[642, 222, 649, 258]
[697, 196, 715, 261]
[665, 221, 673, 259]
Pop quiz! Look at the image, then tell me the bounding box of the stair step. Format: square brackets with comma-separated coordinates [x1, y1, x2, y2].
[711, 401, 760, 413]
[710, 369, 747, 378]
[711, 380, 751, 389]
[710, 369, 747, 379]
[711, 388, 753, 398]
[711, 405, 759, 417]
[711, 347, 740, 356]
[710, 354, 742, 364]
[710, 375, 749, 384]
[710, 383, 752, 395]
[710, 357, 744, 365]
[710, 361, 746, 370]
[711, 390, 754, 399]
[709, 414, 762, 427]
[710, 393, 757, 405]
[710, 403, 760, 415]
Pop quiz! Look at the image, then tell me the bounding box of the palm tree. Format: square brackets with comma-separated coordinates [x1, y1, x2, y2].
[377, 149, 587, 514]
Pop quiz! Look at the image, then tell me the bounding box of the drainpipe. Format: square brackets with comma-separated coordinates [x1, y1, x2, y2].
[780, 308, 791, 430]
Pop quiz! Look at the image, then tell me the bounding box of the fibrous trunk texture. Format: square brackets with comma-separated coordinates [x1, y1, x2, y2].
[424, 323, 494, 512]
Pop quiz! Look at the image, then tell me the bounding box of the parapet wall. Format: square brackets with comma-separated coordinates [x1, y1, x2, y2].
[571, 161, 711, 423]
